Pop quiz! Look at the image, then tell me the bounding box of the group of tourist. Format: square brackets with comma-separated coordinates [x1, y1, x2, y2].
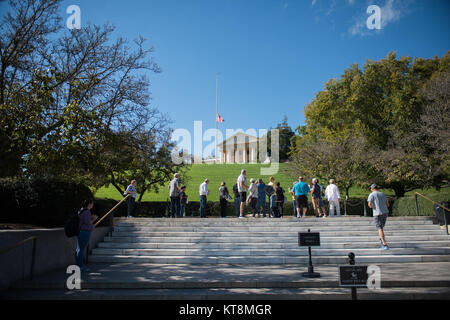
[72, 175, 390, 271]
[123, 171, 348, 219]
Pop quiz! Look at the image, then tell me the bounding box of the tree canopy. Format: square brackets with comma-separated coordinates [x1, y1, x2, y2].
[288, 51, 450, 198]
[0, 0, 186, 199]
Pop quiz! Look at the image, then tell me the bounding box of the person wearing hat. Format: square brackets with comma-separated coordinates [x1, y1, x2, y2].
[368, 184, 390, 250]
[199, 179, 210, 218]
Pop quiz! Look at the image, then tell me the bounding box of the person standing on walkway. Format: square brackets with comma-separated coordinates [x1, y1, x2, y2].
[311, 178, 323, 217]
[275, 182, 285, 218]
[219, 181, 230, 218]
[232, 183, 240, 217]
[288, 181, 297, 217]
[317, 179, 327, 218]
[169, 173, 182, 218]
[179, 186, 188, 217]
[325, 179, 341, 217]
[199, 179, 210, 218]
[292, 176, 310, 218]
[256, 179, 267, 218]
[247, 178, 259, 217]
[123, 180, 138, 218]
[367, 184, 390, 250]
[266, 176, 275, 217]
[237, 170, 248, 218]
[76, 199, 98, 273]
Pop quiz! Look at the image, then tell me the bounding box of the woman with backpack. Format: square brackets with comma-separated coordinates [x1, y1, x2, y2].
[76, 199, 98, 272]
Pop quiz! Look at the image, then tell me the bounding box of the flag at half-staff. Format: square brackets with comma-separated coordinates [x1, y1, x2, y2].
[216, 114, 224, 123]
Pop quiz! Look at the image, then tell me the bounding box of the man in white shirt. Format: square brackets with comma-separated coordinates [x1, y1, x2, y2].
[325, 179, 341, 217]
[199, 179, 209, 218]
[237, 170, 248, 218]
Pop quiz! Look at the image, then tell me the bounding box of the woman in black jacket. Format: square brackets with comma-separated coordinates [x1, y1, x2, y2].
[275, 182, 285, 218]
[219, 182, 230, 218]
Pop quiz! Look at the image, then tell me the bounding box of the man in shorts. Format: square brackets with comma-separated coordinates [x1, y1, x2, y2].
[237, 169, 248, 218]
[368, 184, 390, 250]
[292, 176, 310, 218]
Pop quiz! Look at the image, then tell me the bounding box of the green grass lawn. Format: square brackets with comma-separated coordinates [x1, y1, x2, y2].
[93, 163, 450, 204]
[94, 163, 296, 202]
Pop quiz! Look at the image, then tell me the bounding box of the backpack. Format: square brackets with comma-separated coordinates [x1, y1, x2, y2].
[64, 209, 86, 238]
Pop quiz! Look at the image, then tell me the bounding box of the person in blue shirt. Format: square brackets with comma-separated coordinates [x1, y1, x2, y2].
[292, 176, 310, 218]
[256, 179, 267, 218]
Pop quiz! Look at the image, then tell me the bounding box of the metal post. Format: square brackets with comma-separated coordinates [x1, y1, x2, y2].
[363, 199, 367, 217]
[30, 238, 37, 280]
[415, 194, 420, 216]
[308, 246, 314, 273]
[344, 200, 348, 216]
[444, 210, 449, 236]
[351, 287, 357, 300]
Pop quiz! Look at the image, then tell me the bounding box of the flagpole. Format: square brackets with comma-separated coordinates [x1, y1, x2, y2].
[216, 73, 219, 163]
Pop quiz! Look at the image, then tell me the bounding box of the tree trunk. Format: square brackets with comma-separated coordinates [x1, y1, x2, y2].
[392, 184, 406, 198]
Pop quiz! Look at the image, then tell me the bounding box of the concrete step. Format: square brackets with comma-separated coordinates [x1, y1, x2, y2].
[91, 247, 450, 257]
[97, 240, 450, 250]
[110, 230, 445, 237]
[4, 287, 450, 300]
[103, 235, 450, 243]
[116, 216, 434, 221]
[113, 225, 438, 232]
[88, 254, 450, 264]
[116, 220, 435, 227]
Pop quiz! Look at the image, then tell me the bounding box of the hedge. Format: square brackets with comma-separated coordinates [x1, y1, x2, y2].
[98, 198, 372, 218]
[0, 178, 93, 228]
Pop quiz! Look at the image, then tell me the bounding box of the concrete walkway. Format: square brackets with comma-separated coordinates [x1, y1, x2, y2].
[3, 262, 450, 299]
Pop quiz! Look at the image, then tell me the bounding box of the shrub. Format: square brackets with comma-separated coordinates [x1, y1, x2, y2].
[0, 178, 93, 227]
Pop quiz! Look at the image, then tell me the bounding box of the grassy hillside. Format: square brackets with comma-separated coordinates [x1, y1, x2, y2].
[94, 163, 296, 202]
[93, 163, 450, 204]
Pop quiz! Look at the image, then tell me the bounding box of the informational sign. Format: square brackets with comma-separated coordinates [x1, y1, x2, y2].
[338, 265, 369, 287]
[298, 232, 320, 247]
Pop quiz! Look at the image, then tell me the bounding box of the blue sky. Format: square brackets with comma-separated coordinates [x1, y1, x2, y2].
[3, 0, 449, 138]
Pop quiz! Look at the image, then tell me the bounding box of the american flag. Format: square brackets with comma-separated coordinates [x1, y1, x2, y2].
[216, 114, 224, 123]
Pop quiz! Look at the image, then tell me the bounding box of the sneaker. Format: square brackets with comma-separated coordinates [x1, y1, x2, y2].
[382, 245, 389, 250]
[239, 216, 244, 219]
[322, 215, 327, 218]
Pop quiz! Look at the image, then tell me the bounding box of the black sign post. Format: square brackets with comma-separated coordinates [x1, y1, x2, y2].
[298, 229, 320, 278]
[338, 253, 368, 300]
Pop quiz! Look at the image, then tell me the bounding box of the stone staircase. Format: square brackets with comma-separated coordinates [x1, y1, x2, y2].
[89, 216, 450, 265]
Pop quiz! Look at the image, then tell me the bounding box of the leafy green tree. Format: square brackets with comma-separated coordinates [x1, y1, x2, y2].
[0, 0, 185, 194]
[266, 116, 295, 161]
[296, 51, 449, 198]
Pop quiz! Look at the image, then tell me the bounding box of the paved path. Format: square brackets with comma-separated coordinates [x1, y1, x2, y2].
[3, 262, 450, 299]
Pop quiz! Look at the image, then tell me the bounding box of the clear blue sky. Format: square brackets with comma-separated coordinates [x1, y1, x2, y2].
[3, 0, 450, 136]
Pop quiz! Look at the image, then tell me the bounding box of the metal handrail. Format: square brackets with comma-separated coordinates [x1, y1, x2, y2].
[94, 194, 130, 227]
[415, 192, 450, 212]
[86, 194, 130, 264]
[0, 236, 38, 280]
[415, 192, 449, 235]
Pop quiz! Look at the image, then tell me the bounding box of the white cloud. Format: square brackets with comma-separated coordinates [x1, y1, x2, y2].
[348, 0, 413, 36]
